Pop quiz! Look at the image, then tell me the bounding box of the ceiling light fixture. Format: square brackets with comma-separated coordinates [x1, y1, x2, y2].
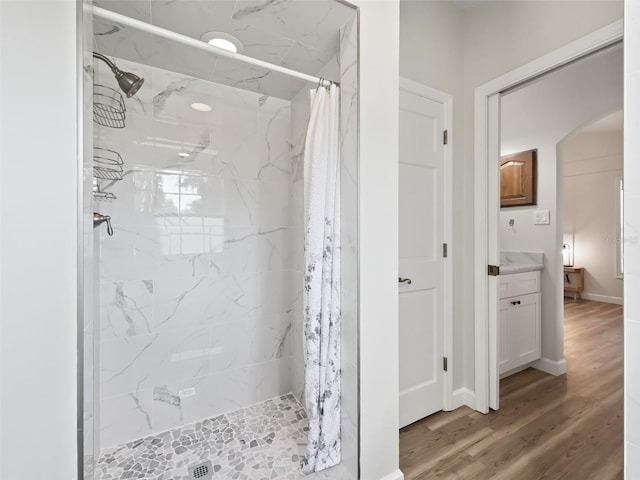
[200, 31, 244, 54]
[190, 102, 212, 112]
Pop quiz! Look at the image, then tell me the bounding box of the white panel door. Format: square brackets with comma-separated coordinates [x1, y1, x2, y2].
[399, 86, 445, 428]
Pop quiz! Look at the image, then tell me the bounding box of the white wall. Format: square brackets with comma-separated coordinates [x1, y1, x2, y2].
[499, 46, 623, 365]
[399, 0, 466, 392]
[561, 127, 623, 303]
[624, 0, 640, 476]
[353, 1, 402, 479]
[463, 0, 623, 390]
[0, 1, 78, 479]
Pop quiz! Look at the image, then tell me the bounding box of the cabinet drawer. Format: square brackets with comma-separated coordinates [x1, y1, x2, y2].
[498, 277, 511, 299]
[499, 271, 540, 299]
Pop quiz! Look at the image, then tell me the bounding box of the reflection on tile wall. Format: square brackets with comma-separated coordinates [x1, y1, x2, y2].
[95, 58, 295, 448]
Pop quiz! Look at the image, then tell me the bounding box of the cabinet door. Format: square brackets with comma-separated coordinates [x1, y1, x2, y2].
[510, 292, 541, 366]
[499, 298, 511, 374]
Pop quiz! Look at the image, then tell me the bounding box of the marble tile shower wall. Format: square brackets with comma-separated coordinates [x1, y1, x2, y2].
[338, 14, 359, 480]
[94, 58, 297, 448]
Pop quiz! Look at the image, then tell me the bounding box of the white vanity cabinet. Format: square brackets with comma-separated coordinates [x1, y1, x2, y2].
[499, 270, 541, 375]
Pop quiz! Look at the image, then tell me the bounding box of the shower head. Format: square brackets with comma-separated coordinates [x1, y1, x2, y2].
[93, 52, 144, 98]
[113, 68, 144, 98]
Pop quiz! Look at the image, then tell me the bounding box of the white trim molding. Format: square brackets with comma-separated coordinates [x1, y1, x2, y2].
[473, 19, 624, 414]
[378, 469, 405, 480]
[399, 77, 455, 412]
[400, 77, 452, 104]
[577, 293, 624, 305]
[451, 387, 476, 411]
[533, 357, 568, 376]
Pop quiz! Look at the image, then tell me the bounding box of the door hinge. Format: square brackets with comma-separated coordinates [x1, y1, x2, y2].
[443, 129, 448, 145]
[443, 357, 448, 372]
[488, 264, 500, 276]
[443, 243, 448, 258]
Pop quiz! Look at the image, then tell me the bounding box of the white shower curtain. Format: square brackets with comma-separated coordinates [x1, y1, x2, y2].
[301, 83, 341, 475]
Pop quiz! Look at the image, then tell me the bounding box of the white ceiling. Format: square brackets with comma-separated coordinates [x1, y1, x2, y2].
[501, 44, 623, 153]
[578, 109, 623, 135]
[93, 0, 357, 99]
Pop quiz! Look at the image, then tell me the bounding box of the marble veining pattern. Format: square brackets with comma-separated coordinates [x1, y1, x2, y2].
[95, 394, 310, 480]
[96, 57, 298, 448]
[500, 251, 544, 274]
[101, 280, 154, 339]
[93, 0, 357, 99]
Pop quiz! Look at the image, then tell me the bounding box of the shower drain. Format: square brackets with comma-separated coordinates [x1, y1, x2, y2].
[188, 460, 213, 479]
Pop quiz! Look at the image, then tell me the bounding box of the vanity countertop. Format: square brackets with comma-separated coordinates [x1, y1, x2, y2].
[500, 251, 544, 275]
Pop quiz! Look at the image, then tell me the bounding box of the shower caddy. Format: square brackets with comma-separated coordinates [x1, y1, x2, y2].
[91, 51, 144, 203]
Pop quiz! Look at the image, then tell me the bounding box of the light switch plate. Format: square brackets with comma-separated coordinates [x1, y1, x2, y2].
[534, 210, 550, 225]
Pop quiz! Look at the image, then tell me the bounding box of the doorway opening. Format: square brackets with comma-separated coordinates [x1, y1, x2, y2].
[494, 44, 623, 399]
[473, 19, 623, 413]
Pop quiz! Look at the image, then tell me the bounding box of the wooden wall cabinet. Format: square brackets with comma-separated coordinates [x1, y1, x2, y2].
[500, 149, 537, 208]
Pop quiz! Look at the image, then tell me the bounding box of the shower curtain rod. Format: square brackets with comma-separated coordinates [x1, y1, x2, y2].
[89, 6, 337, 88]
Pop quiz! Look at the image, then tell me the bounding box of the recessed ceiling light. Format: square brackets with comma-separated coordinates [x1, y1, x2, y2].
[190, 102, 212, 112]
[200, 31, 244, 54]
[209, 38, 238, 53]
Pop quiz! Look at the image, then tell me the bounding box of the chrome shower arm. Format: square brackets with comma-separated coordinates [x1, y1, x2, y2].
[92, 51, 144, 98]
[93, 52, 117, 73]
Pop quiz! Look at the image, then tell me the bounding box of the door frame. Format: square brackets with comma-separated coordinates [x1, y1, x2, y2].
[472, 20, 624, 413]
[399, 77, 454, 411]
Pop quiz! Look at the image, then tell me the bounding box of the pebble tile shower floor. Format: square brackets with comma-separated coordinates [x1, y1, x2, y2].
[95, 393, 310, 480]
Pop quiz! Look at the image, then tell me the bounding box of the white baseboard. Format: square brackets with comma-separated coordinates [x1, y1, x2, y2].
[451, 387, 476, 410]
[378, 469, 405, 480]
[532, 357, 567, 376]
[575, 292, 623, 305]
[500, 363, 531, 379]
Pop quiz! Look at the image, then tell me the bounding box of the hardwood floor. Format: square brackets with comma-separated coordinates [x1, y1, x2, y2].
[399, 299, 623, 479]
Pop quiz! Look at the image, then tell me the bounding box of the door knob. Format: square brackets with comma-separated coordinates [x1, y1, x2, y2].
[399, 277, 412, 285]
